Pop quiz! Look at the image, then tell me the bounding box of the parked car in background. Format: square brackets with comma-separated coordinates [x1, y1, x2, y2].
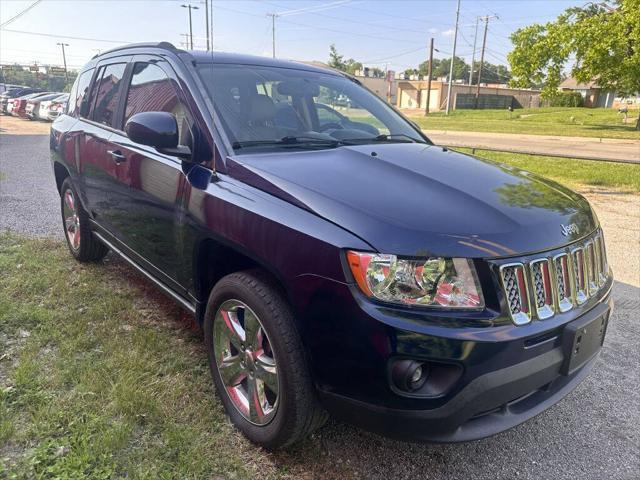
[39, 93, 69, 121]
[0, 87, 44, 114]
[10, 92, 53, 118]
[0, 83, 25, 94]
[51, 43, 613, 449]
[26, 92, 64, 120]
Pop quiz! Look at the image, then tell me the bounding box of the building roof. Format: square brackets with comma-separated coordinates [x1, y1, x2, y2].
[560, 77, 600, 89]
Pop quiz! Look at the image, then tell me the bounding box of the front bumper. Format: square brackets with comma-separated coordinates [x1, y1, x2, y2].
[324, 297, 611, 442]
[292, 272, 613, 442]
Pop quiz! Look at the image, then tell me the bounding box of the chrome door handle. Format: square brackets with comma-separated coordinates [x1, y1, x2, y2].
[107, 150, 126, 164]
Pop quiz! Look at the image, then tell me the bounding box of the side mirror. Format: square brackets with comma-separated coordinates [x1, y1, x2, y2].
[125, 111, 191, 159]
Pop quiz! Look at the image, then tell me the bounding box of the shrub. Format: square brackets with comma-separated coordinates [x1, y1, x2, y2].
[547, 91, 585, 107]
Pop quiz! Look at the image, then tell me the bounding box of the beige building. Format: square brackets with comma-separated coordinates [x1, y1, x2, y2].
[559, 77, 615, 108]
[397, 80, 541, 113]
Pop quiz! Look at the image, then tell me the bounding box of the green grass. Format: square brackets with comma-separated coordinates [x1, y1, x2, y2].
[456, 148, 640, 193]
[409, 107, 640, 140]
[0, 235, 351, 479]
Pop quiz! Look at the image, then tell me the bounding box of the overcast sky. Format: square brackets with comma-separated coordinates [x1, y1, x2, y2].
[0, 0, 582, 72]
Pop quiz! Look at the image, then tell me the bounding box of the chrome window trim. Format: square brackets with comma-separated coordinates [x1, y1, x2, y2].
[499, 262, 532, 326]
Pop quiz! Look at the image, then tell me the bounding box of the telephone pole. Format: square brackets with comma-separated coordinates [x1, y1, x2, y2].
[425, 37, 434, 114]
[474, 15, 497, 108]
[204, 0, 210, 51]
[181, 4, 199, 50]
[445, 0, 461, 115]
[267, 13, 278, 58]
[56, 42, 69, 85]
[469, 16, 479, 85]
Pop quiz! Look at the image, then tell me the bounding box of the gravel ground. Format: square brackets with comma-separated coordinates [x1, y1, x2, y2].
[1, 115, 638, 479]
[0, 117, 60, 238]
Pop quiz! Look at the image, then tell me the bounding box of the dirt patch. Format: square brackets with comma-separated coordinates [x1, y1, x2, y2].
[579, 186, 640, 287]
[0, 115, 51, 136]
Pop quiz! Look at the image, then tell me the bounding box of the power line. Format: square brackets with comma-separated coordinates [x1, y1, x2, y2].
[1, 28, 133, 44]
[0, 0, 44, 28]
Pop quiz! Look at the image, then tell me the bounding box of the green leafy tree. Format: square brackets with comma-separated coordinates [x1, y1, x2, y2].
[327, 44, 362, 76]
[508, 0, 640, 128]
[405, 56, 484, 80]
[0, 65, 76, 92]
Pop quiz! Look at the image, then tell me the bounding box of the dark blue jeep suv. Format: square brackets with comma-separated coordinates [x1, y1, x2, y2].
[50, 42, 613, 448]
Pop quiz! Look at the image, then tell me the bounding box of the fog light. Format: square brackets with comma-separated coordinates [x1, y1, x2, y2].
[392, 360, 428, 392]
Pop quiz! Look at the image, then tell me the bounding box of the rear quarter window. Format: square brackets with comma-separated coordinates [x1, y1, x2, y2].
[67, 68, 94, 117]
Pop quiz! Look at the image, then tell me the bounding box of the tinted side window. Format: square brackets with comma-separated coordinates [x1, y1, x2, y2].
[67, 68, 95, 116]
[124, 62, 188, 144]
[92, 63, 126, 127]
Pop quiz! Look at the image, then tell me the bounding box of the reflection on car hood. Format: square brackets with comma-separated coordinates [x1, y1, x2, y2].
[226, 143, 597, 257]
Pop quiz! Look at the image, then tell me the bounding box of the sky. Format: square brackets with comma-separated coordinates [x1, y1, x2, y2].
[0, 0, 584, 73]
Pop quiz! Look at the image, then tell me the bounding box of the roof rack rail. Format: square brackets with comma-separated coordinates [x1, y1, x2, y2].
[92, 41, 179, 59]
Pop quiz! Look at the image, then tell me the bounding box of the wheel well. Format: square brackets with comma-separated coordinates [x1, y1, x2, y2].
[54, 162, 70, 194]
[195, 239, 286, 313]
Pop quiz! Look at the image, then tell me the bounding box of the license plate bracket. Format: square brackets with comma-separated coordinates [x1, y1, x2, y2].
[561, 311, 608, 376]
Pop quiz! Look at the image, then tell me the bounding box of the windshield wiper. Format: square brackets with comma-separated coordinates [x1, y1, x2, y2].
[373, 133, 426, 143]
[338, 133, 427, 145]
[233, 135, 341, 149]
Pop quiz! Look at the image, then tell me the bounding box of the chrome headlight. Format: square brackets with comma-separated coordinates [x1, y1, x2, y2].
[347, 251, 484, 309]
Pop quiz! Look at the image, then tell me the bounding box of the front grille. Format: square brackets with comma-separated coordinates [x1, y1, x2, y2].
[500, 230, 609, 325]
[530, 259, 554, 319]
[499, 264, 530, 325]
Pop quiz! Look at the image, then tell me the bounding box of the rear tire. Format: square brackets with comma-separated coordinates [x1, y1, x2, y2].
[204, 270, 327, 449]
[60, 178, 109, 262]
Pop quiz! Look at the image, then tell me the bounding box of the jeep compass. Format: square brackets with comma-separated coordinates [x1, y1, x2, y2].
[50, 42, 613, 449]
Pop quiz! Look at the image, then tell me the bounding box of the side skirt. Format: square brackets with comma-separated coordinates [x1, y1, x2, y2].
[92, 230, 196, 314]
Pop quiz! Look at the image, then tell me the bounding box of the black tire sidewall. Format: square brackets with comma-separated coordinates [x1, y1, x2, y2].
[204, 272, 303, 449]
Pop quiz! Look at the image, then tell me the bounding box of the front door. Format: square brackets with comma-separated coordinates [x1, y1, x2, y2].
[102, 57, 195, 290]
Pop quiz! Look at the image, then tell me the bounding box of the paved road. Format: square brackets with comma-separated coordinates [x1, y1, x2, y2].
[1, 116, 638, 479]
[424, 129, 640, 163]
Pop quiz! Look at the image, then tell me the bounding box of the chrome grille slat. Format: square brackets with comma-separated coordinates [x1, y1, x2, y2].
[571, 247, 588, 305]
[500, 263, 531, 325]
[585, 241, 598, 296]
[530, 259, 554, 319]
[499, 230, 609, 325]
[553, 253, 573, 313]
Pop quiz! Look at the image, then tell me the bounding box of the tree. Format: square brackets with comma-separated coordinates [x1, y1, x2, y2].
[508, 0, 640, 128]
[327, 44, 362, 76]
[0, 64, 77, 92]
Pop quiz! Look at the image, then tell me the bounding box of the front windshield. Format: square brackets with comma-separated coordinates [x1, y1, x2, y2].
[196, 63, 428, 153]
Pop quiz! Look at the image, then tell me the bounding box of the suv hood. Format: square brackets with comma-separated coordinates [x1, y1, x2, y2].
[226, 143, 597, 258]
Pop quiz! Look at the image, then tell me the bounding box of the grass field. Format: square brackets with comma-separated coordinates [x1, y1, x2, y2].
[409, 107, 640, 140]
[0, 236, 349, 479]
[456, 148, 640, 192]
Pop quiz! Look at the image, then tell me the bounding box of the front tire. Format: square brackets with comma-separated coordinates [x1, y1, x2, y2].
[60, 178, 108, 262]
[204, 270, 327, 449]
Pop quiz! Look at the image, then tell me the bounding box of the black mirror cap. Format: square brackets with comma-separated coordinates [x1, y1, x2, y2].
[125, 111, 179, 149]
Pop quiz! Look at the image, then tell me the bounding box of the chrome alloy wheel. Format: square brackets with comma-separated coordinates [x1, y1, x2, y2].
[62, 189, 81, 251]
[213, 299, 279, 425]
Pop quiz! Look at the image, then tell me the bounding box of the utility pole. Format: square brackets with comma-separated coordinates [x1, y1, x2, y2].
[181, 4, 199, 50]
[204, 0, 210, 51]
[425, 37, 434, 114]
[267, 13, 278, 58]
[56, 42, 69, 86]
[469, 16, 479, 85]
[445, 0, 461, 115]
[474, 15, 497, 108]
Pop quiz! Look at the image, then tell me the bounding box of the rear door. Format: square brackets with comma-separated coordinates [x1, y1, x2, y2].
[103, 55, 195, 289]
